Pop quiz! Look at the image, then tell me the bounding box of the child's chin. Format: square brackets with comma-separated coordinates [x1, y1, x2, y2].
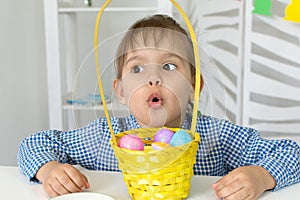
[149, 104, 163, 109]
[148, 108, 167, 127]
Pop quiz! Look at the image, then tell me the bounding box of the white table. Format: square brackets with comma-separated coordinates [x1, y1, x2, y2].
[1, 166, 299, 199]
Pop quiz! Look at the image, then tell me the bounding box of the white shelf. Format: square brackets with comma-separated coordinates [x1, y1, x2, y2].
[58, 7, 158, 13]
[63, 103, 129, 118]
[63, 103, 128, 112]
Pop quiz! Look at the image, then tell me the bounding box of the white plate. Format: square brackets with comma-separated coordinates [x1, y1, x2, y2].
[50, 192, 116, 200]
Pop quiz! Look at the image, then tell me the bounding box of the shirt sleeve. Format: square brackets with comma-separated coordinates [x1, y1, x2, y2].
[219, 119, 300, 191]
[17, 118, 107, 182]
[18, 129, 69, 182]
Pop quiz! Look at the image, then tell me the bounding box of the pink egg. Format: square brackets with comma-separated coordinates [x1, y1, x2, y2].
[118, 134, 144, 151]
[153, 128, 174, 144]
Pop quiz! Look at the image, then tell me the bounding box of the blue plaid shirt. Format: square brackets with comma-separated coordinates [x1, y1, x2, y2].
[18, 115, 300, 191]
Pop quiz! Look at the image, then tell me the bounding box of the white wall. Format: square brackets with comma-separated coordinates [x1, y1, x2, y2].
[0, 1, 49, 165]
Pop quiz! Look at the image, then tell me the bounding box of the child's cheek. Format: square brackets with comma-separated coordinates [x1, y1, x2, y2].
[163, 73, 193, 95]
[121, 73, 147, 97]
[163, 74, 193, 109]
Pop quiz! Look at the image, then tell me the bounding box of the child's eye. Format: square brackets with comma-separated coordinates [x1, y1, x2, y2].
[162, 63, 176, 71]
[131, 65, 144, 73]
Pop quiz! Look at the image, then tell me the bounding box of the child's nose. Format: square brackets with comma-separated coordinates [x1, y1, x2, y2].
[148, 80, 161, 86]
[147, 66, 162, 86]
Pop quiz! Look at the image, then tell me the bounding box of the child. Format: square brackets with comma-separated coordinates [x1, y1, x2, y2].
[18, 14, 300, 199]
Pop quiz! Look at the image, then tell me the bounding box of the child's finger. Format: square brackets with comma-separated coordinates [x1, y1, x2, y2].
[50, 176, 75, 195]
[222, 186, 249, 200]
[55, 171, 83, 193]
[43, 182, 59, 197]
[212, 175, 243, 199]
[64, 165, 90, 189]
[216, 185, 244, 199]
[212, 173, 238, 191]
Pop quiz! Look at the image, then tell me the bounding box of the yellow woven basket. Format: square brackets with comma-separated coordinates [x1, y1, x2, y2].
[111, 128, 200, 199]
[94, 1, 202, 199]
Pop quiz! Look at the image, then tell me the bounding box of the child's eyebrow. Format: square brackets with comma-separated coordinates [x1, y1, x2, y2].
[124, 52, 184, 66]
[125, 56, 141, 66]
[162, 53, 185, 62]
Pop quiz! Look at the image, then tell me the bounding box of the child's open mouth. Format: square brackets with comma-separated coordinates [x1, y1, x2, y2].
[148, 93, 163, 109]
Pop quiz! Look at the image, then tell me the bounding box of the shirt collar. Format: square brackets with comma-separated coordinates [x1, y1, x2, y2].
[128, 114, 141, 129]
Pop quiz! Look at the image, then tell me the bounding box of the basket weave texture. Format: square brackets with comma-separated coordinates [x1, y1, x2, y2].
[111, 127, 200, 200]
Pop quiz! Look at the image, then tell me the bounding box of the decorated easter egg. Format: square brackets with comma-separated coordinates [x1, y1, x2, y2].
[152, 142, 171, 150]
[118, 134, 144, 150]
[170, 130, 192, 146]
[154, 128, 174, 143]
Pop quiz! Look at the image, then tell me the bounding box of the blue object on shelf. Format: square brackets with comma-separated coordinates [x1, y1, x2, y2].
[66, 94, 111, 106]
[66, 99, 89, 105]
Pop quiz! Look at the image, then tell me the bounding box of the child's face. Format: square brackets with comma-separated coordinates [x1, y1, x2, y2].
[114, 46, 194, 128]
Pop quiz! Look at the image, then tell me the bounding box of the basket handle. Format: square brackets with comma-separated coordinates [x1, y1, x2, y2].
[169, 0, 201, 133]
[94, 0, 201, 143]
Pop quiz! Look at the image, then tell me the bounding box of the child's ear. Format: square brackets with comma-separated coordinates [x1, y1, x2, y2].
[113, 79, 127, 105]
[190, 74, 204, 101]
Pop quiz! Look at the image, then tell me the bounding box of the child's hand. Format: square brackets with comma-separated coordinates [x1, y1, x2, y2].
[35, 161, 90, 197]
[211, 166, 276, 200]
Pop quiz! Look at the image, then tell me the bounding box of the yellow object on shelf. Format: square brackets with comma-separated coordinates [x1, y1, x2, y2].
[284, 0, 300, 23]
[94, 0, 201, 199]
